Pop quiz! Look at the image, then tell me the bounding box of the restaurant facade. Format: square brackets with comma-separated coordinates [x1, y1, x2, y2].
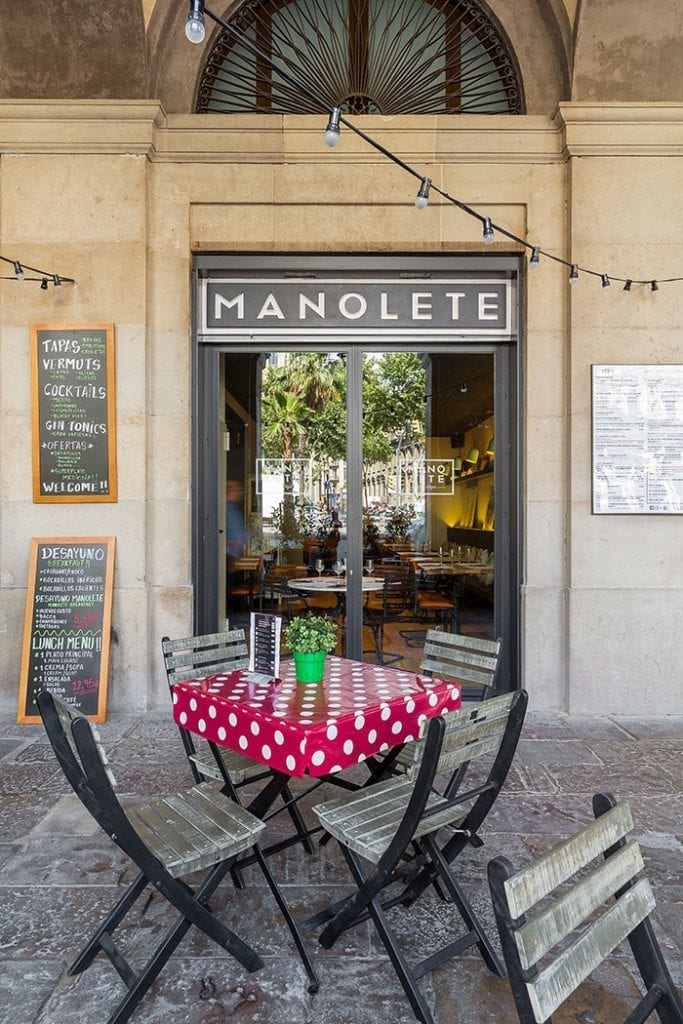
[0, 0, 681, 716]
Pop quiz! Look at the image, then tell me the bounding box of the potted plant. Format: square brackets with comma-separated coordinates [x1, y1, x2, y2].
[283, 614, 338, 684]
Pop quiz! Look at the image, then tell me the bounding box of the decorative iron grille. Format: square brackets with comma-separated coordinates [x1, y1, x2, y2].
[196, 0, 524, 115]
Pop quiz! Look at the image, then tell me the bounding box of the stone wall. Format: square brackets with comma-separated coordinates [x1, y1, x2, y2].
[0, 103, 681, 715]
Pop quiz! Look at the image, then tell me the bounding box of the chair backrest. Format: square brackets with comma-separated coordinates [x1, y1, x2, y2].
[405, 689, 520, 783]
[36, 690, 127, 840]
[488, 792, 683, 1024]
[420, 630, 501, 696]
[161, 629, 249, 688]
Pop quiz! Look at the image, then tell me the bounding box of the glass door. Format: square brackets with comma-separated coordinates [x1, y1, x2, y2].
[196, 342, 516, 690]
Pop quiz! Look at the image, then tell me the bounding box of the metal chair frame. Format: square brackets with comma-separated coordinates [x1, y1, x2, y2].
[309, 689, 529, 1024]
[36, 691, 319, 1024]
[488, 791, 683, 1024]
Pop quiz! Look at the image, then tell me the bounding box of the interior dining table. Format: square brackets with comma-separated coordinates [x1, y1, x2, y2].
[287, 574, 385, 618]
[171, 655, 462, 816]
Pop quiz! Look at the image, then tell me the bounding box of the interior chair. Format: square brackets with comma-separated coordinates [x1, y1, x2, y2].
[414, 573, 462, 632]
[162, 630, 315, 857]
[36, 690, 319, 1024]
[488, 791, 683, 1024]
[362, 565, 414, 665]
[258, 569, 311, 621]
[309, 689, 529, 1024]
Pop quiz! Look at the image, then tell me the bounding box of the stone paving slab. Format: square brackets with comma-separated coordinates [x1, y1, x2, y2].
[0, 709, 680, 1024]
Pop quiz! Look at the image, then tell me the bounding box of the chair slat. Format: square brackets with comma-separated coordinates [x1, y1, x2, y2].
[503, 801, 634, 917]
[314, 776, 470, 863]
[128, 783, 265, 877]
[515, 840, 645, 969]
[162, 630, 245, 654]
[189, 747, 264, 784]
[526, 878, 656, 1023]
[420, 657, 494, 688]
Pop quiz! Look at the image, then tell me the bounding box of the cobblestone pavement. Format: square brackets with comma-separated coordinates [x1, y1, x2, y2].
[0, 709, 680, 1024]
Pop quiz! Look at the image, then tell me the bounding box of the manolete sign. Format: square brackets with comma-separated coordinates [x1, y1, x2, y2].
[201, 278, 513, 336]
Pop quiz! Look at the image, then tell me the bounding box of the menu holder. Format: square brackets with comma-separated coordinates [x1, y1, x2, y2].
[248, 612, 282, 682]
[18, 537, 115, 723]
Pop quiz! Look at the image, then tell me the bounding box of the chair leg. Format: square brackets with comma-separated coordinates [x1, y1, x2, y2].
[70, 872, 149, 975]
[422, 835, 505, 977]
[252, 845, 320, 994]
[341, 846, 437, 1024]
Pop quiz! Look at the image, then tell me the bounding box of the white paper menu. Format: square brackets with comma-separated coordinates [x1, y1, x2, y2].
[592, 364, 683, 514]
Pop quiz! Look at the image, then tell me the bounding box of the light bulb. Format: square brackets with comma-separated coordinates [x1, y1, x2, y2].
[482, 217, 494, 245]
[40, 278, 48, 290]
[569, 264, 579, 284]
[529, 247, 540, 269]
[13, 261, 24, 279]
[651, 280, 659, 292]
[623, 280, 632, 292]
[415, 177, 431, 209]
[185, 0, 205, 43]
[460, 383, 468, 394]
[324, 107, 341, 147]
[53, 274, 62, 288]
[601, 274, 611, 289]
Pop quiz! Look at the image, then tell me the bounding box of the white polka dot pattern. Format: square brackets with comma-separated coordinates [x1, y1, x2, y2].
[171, 655, 461, 778]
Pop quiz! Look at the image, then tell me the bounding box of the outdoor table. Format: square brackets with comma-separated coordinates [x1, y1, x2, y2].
[172, 655, 461, 780]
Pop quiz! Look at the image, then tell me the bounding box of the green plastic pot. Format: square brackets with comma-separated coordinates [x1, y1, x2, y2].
[293, 650, 327, 684]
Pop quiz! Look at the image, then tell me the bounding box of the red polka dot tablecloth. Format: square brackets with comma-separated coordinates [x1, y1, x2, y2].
[172, 656, 461, 778]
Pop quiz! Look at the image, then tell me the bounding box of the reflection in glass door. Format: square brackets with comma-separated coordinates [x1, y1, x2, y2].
[220, 348, 498, 679]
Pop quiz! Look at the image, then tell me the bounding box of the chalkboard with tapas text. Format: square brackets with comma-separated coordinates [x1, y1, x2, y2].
[31, 323, 117, 502]
[18, 537, 116, 724]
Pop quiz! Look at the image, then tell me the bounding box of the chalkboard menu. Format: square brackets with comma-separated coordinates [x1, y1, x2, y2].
[31, 323, 117, 502]
[18, 537, 116, 724]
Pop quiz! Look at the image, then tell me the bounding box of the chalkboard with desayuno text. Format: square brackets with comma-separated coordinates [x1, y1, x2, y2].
[18, 537, 116, 723]
[31, 323, 117, 502]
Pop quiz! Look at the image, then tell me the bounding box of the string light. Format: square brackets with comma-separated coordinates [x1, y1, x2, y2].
[0, 254, 74, 287]
[324, 107, 341, 148]
[183, 5, 681, 292]
[601, 274, 611, 289]
[185, 0, 206, 44]
[414, 177, 431, 209]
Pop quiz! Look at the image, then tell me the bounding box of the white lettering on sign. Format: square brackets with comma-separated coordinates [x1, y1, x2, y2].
[299, 292, 326, 319]
[339, 293, 368, 320]
[445, 292, 466, 319]
[215, 292, 244, 319]
[478, 292, 499, 320]
[380, 292, 398, 320]
[412, 293, 432, 320]
[257, 294, 286, 319]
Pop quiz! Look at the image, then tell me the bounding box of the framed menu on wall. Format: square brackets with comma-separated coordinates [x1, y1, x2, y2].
[31, 323, 117, 502]
[592, 364, 683, 515]
[18, 537, 116, 724]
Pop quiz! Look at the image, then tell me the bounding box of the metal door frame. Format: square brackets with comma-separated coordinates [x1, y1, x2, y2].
[192, 253, 522, 689]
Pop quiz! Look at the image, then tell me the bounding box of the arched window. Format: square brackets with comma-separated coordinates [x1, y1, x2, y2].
[197, 0, 524, 115]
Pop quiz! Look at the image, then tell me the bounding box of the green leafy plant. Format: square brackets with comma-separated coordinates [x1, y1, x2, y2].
[283, 614, 337, 654]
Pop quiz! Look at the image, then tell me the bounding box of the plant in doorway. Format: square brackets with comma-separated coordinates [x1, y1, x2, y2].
[284, 614, 338, 684]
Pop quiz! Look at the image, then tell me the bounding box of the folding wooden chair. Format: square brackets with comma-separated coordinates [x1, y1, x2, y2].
[309, 689, 529, 1024]
[420, 630, 501, 702]
[162, 631, 315, 857]
[488, 791, 683, 1024]
[36, 690, 319, 1024]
